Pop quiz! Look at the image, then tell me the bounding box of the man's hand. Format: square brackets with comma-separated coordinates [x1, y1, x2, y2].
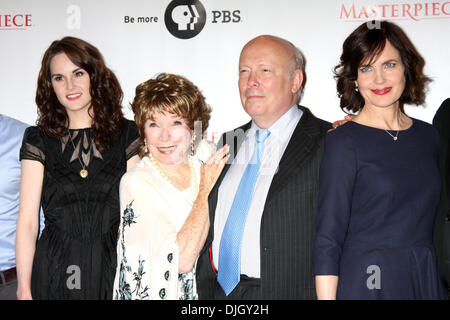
[328, 114, 355, 132]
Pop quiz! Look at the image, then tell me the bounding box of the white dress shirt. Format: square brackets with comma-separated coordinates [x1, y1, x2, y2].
[213, 105, 303, 277]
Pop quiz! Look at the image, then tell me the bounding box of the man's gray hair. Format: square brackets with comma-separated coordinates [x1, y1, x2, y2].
[287, 40, 307, 104]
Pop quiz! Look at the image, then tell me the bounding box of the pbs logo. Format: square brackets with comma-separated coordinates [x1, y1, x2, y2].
[165, 0, 206, 39]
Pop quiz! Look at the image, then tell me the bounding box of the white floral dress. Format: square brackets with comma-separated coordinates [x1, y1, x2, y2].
[113, 140, 215, 300]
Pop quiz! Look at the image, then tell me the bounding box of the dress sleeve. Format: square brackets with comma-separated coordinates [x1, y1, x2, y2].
[19, 126, 46, 165]
[124, 120, 140, 160]
[113, 171, 179, 300]
[313, 128, 357, 276]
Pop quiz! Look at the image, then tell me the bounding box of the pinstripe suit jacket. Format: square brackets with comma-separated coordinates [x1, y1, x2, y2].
[196, 105, 331, 299]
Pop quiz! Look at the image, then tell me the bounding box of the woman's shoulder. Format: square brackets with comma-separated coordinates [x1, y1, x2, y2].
[20, 126, 49, 164]
[23, 125, 42, 137]
[325, 121, 358, 142]
[411, 117, 433, 128]
[120, 157, 162, 188]
[22, 126, 51, 145]
[322, 122, 364, 160]
[121, 158, 148, 180]
[411, 117, 438, 134]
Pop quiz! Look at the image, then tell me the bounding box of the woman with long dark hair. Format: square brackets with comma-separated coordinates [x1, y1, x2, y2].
[15, 37, 140, 299]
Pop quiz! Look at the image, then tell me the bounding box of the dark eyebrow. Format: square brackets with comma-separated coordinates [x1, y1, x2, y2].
[360, 58, 399, 68]
[51, 67, 84, 78]
[382, 59, 399, 64]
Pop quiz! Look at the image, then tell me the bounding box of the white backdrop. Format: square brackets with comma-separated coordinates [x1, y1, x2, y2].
[1, 0, 449, 143]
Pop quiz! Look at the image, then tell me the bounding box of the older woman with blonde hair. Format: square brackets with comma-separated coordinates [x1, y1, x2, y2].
[113, 73, 229, 300]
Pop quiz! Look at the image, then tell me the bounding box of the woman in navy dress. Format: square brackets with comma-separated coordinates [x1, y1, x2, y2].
[313, 21, 447, 299]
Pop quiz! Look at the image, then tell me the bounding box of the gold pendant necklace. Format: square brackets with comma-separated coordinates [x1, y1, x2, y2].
[80, 168, 88, 178]
[68, 130, 90, 178]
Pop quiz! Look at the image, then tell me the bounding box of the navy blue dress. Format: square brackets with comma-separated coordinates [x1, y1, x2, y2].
[313, 119, 447, 299]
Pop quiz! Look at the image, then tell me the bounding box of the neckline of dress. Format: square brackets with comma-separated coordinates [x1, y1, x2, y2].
[349, 118, 416, 133]
[68, 127, 92, 131]
[143, 156, 198, 195]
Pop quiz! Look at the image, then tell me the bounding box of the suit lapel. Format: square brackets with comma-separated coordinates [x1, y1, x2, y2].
[265, 107, 323, 204]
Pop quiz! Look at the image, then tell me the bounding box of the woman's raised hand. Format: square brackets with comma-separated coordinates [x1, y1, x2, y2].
[199, 144, 230, 195]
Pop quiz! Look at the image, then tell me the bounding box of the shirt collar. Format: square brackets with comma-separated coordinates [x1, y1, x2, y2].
[249, 104, 302, 143]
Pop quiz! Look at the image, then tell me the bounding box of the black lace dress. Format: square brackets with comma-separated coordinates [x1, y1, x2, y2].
[20, 120, 139, 299]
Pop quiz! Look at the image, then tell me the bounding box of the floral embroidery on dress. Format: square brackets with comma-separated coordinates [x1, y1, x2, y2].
[178, 273, 196, 300]
[159, 288, 166, 299]
[114, 196, 198, 300]
[115, 201, 149, 300]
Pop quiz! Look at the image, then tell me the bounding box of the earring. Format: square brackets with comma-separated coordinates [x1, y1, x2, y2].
[191, 134, 196, 156]
[144, 140, 148, 153]
[355, 86, 359, 92]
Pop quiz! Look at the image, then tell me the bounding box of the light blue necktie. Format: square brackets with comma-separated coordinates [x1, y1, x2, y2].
[217, 129, 271, 296]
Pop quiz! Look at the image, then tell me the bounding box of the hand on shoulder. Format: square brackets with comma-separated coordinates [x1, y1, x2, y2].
[328, 115, 355, 133]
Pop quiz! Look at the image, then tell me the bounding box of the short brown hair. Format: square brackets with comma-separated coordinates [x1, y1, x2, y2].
[334, 20, 431, 114]
[131, 73, 211, 157]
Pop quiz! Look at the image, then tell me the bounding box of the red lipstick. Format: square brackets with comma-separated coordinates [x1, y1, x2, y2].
[372, 87, 392, 95]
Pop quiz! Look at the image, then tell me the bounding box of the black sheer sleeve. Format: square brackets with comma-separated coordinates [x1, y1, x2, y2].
[20, 126, 46, 165]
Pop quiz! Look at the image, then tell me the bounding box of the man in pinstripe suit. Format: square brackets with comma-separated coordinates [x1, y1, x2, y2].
[196, 35, 331, 299]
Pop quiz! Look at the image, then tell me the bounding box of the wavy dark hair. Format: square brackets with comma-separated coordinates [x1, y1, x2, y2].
[334, 20, 431, 114]
[131, 73, 211, 158]
[35, 36, 126, 151]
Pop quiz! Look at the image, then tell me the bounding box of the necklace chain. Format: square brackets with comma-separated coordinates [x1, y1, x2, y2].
[67, 130, 90, 178]
[384, 129, 399, 141]
[148, 153, 198, 199]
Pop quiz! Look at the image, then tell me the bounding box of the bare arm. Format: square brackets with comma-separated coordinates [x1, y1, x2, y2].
[315, 275, 339, 300]
[177, 145, 229, 273]
[15, 160, 44, 300]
